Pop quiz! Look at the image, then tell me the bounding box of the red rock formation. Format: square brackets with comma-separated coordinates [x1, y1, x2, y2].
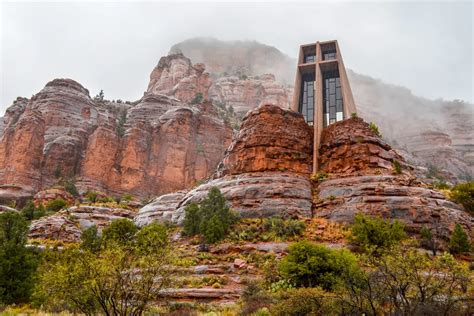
[314, 117, 472, 243]
[33, 188, 75, 207]
[135, 103, 314, 224]
[0, 79, 232, 203]
[147, 53, 212, 103]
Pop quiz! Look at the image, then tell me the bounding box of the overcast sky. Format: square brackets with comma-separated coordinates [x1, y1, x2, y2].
[1, 1, 472, 115]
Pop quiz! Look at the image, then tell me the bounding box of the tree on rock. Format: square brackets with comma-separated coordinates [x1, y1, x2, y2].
[449, 224, 471, 254]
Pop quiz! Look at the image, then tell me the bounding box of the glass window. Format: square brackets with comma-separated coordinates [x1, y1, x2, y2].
[322, 69, 344, 126]
[304, 54, 316, 63]
[298, 72, 315, 125]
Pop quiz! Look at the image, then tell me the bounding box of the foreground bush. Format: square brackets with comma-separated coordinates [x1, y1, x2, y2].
[183, 187, 237, 243]
[45, 198, 68, 212]
[34, 221, 171, 315]
[0, 211, 39, 304]
[271, 287, 338, 316]
[349, 213, 406, 253]
[278, 240, 360, 290]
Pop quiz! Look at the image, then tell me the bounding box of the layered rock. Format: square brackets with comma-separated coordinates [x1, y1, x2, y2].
[33, 188, 75, 207]
[29, 205, 136, 242]
[0, 78, 232, 204]
[134, 191, 187, 226]
[135, 103, 314, 225]
[208, 74, 292, 116]
[147, 53, 212, 103]
[314, 117, 473, 242]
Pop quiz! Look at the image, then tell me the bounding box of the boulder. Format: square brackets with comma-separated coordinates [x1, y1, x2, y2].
[33, 188, 75, 207]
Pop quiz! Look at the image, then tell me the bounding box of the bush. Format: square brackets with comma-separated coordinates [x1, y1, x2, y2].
[240, 283, 272, 316]
[102, 219, 138, 247]
[449, 182, 473, 215]
[121, 193, 133, 202]
[182, 187, 237, 243]
[81, 225, 102, 252]
[263, 217, 305, 239]
[433, 180, 450, 190]
[0, 211, 39, 304]
[349, 214, 406, 253]
[45, 198, 68, 213]
[190, 92, 203, 105]
[420, 226, 437, 256]
[279, 241, 360, 290]
[135, 223, 168, 254]
[271, 288, 337, 316]
[449, 223, 471, 254]
[369, 122, 381, 137]
[85, 190, 98, 203]
[63, 179, 79, 197]
[392, 160, 402, 174]
[21, 200, 45, 220]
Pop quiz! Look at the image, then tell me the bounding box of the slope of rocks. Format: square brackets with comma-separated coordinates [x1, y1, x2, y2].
[135, 103, 314, 225]
[314, 117, 472, 243]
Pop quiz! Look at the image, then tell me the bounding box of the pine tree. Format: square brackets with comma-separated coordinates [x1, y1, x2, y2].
[449, 224, 471, 254]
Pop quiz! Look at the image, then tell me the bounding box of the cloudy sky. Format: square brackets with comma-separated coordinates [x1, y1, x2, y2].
[1, 0, 472, 115]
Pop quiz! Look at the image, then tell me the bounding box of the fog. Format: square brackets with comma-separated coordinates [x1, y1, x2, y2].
[1, 1, 472, 114]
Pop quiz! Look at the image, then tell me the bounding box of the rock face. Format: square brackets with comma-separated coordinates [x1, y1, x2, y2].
[147, 53, 212, 103]
[314, 118, 472, 242]
[33, 188, 75, 207]
[135, 103, 314, 225]
[29, 205, 136, 242]
[0, 78, 232, 204]
[208, 74, 292, 116]
[134, 191, 187, 226]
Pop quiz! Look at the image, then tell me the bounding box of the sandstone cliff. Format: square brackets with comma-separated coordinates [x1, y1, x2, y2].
[134, 104, 314, 225]
[0, 78, 232, 203]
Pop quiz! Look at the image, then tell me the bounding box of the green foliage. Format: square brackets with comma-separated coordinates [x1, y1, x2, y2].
[102, 218, 138, 247]
[121, 193, 133, 202]
[0, 211, 39, 304]
[97, 196, 114, 203]
[340, 246, 470, 315]
[449, 223, 471, 254]
[279, 241, 360, 290]
[449, 181, 473, 214]
[45, 198, 68, 213]
[135, 223, 168, 254]
[263, 217, 305, 239]
[54, 165, 62, 178]
[116, 110, 127, 137]
[433, 180, 450, 190]
[310, 172, 328, 183]
[351, 112, 357, 118]
[271, 288, 337, 316]
[93, 89, 104, 101]
[420, 226, 437, 255]
[368, 122, 381, 137]
[392, 159, 402, 174]
[426, 164, 441, 179]
[190, 92, 204, 105]
[85, 190, 98, 203]
[240, 283, 272, 316]
[80, 225, 101, 252]
[349, 214, 406, 253]
[20, 200, 45, 220]
[63, 179, 79, 197]
[182, 187, 238, 243]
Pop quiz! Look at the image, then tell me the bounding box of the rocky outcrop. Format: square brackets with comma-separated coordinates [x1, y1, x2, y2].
[134, 191, 187, 226]
[135, 103, 314, 225]
[0, 79, 232, 204]
[314, 117, 473, 242]
[33, 188, 75, 207]
[29, 205, 136, 242]
[209, 74, 292, 116]
[147, 54, 212, 103]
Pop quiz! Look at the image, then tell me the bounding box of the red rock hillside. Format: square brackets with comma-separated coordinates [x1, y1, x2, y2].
[314, 117, 472, 243]
[0, 78, 232, 204]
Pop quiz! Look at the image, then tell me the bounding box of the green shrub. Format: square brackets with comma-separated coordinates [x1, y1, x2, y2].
[63, 179, 79, 197]
[121, 193, 133, 202]
[81, 225, 102, 252]
[240, 283, 272, 316]
[420, 226, 437, 255]
[85, 190, 98, 203]
[349, 214, 406, 253]
[190, 92, 203, 105]
[263, 217, 305, 239]
[21, 200, 45, 220]
[0, 211, 39, 304]
[449, 182, 473, 215]
[182, 187, 237, 243]
[369, 122, 381, 137]
[449, 224, 471, 254]
[392, 160, 402, 174]
[45, 198, 68, 213]
[433, 180, 450, 190]
[135, 223, 168, 254]
[97, 196, 115, 203]
[310, 172, 328, 183]
[279, 240, 360, 290]
[271, 288, 338, 316]
[102, 219, 138, 247]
